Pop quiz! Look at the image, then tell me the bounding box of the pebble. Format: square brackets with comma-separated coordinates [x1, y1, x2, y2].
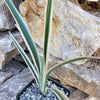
[20, 80, 69, 100]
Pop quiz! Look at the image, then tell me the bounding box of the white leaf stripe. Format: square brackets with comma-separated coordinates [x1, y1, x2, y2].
[50, 88, 70, 100]
[46, 56, 100, 82]
[47, 56, 100, 77]
[43, 0, 53, 69]
[9, 32, 39, 84]
[40, 0, 53, 94]
[46, 57, 91, 77]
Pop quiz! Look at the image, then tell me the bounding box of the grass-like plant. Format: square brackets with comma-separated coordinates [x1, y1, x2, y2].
[5, 0, 100, 99]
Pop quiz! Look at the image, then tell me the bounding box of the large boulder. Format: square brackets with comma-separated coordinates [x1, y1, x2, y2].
[19, 0, 100, 99]
[0, 0, 23, 31]
[19, 0, 100, 64]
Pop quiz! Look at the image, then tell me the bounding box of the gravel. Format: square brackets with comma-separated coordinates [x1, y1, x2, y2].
[20, 80, 69, 100]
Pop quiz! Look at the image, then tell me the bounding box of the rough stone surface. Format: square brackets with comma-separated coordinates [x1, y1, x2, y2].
[0, 31, 25, 69]
[85, 96, 98, 100]
[69, 89, 88, 100]
[0, 59, 25, 85]
[49, 58, 100, 99]
[0, 71, 13, 84]
[0, 0, 23, 31]
[0, 68, 33, 100]
[20, 0, 100, 65]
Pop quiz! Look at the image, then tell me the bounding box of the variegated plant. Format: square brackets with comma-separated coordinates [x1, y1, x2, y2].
[4, 0, 100, 100]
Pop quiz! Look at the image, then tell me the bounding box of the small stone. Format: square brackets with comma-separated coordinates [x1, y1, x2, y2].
[19, 79, 70, 100]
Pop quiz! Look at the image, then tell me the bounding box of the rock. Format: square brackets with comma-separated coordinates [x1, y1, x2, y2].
[0, 0, 25, 69]
[0, 68, 33, 100]
[19, 0, 100, 65]
[85, 96, 98, 100]
[0, 0, 23, 31]
[0, 31, 25, 69]
[0, 72, 13, 84]
[69, 89, 88, 100]
[4, 59, 26, 74]
[18, 0, 100, 99]
[0, 59, 25, 85]
[48, 57, 100, 99]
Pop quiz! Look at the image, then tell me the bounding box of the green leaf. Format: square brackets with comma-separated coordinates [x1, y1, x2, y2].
[43, 0, 53, 69]
[39, 0, 53, 94]
[9, 32, 39, 84]
[50, 88, 70, 100]
[46, 56, 100, 78]
[4, 0, 40, 74]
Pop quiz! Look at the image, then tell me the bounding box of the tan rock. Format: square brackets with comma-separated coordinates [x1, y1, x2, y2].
[0, 31, 25, 69]
[49, 61, 100, 99]
[19, 0, 100, 99]
[85, 96, 98, 100]
[69, 89, 88, 100]
[0, 0, 23, 31]
[19, 0, 100, 65]
[49, 46, 100, 99]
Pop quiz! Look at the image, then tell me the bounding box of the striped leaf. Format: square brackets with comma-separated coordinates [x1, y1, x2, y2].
[4, 0, 40, 74]
[46, 56, 100, 79]
[50, 88, 70, 100]
[9, 32, 39, 84]
[43, 0, 53, 69]
[39, 0, 53, 94]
